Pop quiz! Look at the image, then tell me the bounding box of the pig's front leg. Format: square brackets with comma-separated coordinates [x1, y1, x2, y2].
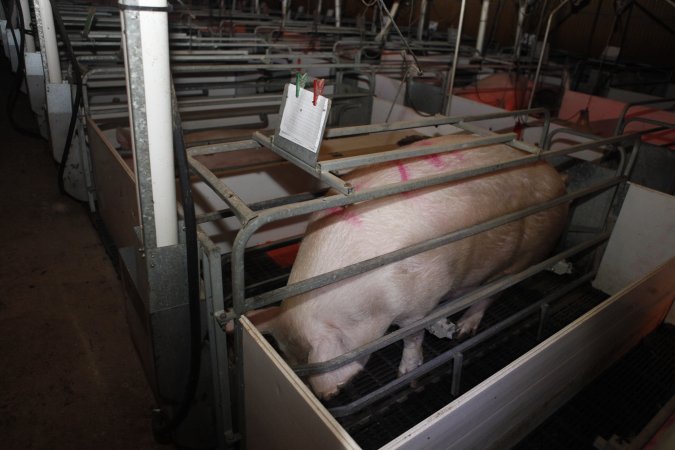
[398, 330, 425, 376]
[456, 297, 495, 337]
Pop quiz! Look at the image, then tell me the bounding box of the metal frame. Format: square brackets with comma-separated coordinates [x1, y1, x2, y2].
[189, 109, 644, 446]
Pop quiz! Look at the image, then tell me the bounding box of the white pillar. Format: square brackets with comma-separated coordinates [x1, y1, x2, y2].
[120, 0, 178, 248]
[476, 0, 490, 55]
[417, 0, 428, 41]
[514, 0, 527, 59]
[19, 0, 35, 52]
[335, 0, 341, 28]
[36, 0, 61, 83]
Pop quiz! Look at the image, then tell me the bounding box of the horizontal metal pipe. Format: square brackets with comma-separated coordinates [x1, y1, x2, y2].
[324, 108, 550, 138]
[187, 156, 256, 224]
[229, 131, 635, 313]
[187, 139, 260, 157]
[328, 271, 595, 417]
[292, 232, 610, 376]
[246, 176, 622, 312]
[318, 133, 516, 172]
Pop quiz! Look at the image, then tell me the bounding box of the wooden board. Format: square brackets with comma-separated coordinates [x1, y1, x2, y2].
[383, 258, 675, 450]
[594, 183, 675, 295]
[241, 317, 359, 450]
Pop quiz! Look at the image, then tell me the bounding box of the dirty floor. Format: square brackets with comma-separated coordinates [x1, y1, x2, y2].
[0, 53, 164, 449]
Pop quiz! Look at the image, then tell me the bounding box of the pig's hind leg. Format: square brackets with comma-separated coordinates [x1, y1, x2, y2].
[398, 330, 425, 376]
[456, 297, 495, 337]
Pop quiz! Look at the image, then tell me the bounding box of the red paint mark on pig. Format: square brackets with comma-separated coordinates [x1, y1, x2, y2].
[424, 154, 445, 169]
[343, 210, 362, 227]
[397, 161, 409, 182]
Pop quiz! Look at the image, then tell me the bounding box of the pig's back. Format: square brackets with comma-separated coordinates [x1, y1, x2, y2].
[285, 135, 567, 326]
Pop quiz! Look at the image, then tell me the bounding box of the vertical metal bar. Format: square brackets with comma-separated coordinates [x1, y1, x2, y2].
[335, 0, 341, 27]
[475, 0, 490, 55]
[120, 0, 178, 249]
[34, 0, 62, 83]
[417, 0, 428, 41]
[514, 0, 527, 60]
[200, 235, 230, 450]
[443, 0, 467, 116]
[451, 352, 464, 396]
[528, 0, 571, 110]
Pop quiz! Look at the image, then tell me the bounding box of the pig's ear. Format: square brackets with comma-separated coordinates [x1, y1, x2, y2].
[224, 307, 281, 334]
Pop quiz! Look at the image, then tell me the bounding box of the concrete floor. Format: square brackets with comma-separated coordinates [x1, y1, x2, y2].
[0, 56, 164, 448]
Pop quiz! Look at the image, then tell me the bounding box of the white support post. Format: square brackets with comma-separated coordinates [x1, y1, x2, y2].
[476, 0, 490, 55]
[36, 0, 61, 83]
[120, 0, 178, 248]
[335, 0, 341, 27]
[19, 0, 34, 52]
[514, 0, 527, 59]
[417, 0, 428, 41]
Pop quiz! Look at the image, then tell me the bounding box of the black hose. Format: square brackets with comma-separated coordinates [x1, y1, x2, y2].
[48, 0, 84, 199]
[2, 0, 44, 139]
[152, 81, 202, 439]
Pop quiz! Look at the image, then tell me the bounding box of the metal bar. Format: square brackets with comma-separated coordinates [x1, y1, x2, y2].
[327, 272, 594, 418]
[245, 176, 622, 313]
[198, 232, 231, 449]
[196, 192, 323, 224]
[229, 133, 634, 315]
[187, 139, 260, 157]
[443, 0, 467, 116]
[317, 133, 516, 172]
[324, 108, 550, 138]
[528, 0, 571, 110]
[253, 132, 352, 195]
[536, 303, 550, 341]
[292, 232, 610, 376]
[187, 155, 256, 224]
[613, 97, 675, 137]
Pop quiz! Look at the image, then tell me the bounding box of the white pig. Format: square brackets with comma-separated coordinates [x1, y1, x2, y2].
[254, 134, 568, 400]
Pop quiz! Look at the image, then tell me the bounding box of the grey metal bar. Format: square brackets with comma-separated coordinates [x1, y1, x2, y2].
[244, 176, 622, 313]
[187, 139, 260, 157]
[196, 192, 323, 224]
[228, 133, 634, 316]
[198, 231, 232, 449]
[324, 108, 550, 138]
[187, 155, 257, 224]
[528, 0, 571, 110]
[253, 132, 353, 195]
[618, 117, 674, 136]
[613, 97, 675, 137]
[537, 303, 550, 341]
[292, 232, 610, 376]
[443, 0, 467, 116]
[326, 271, 594, 417]
[317, 133, 516, 172]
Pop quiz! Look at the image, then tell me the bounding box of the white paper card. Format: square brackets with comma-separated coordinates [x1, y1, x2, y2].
[278, 84, 330, 154]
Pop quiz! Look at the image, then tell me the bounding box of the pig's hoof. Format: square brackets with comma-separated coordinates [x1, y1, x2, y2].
[456, 315, 481, 338]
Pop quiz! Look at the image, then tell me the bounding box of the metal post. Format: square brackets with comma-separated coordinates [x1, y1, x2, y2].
[475, 0, 490, 55]
[119, 0, 178, 249]
[35, 0, 61, 83]
[443, 0, 467, 116]
[417, 0, 428, 41]
[335, 0, 341, 27]
[19, 0, 35, 52]
[514, 0, 527, 59]
[527, 0, 570, 110]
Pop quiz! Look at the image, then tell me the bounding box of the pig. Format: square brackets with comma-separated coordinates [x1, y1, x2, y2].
[253, 133, 568, 400]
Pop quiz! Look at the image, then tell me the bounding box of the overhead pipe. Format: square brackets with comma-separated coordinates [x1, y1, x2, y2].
[528, 0, 571, 110]
[36, 0, 61, 83]
[416, 0, 428, 41]
[442, 0, 467, 116]
[375, 1, 399, 43]
[120, 0, 178, 248]
[475, 0, 490, 55]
